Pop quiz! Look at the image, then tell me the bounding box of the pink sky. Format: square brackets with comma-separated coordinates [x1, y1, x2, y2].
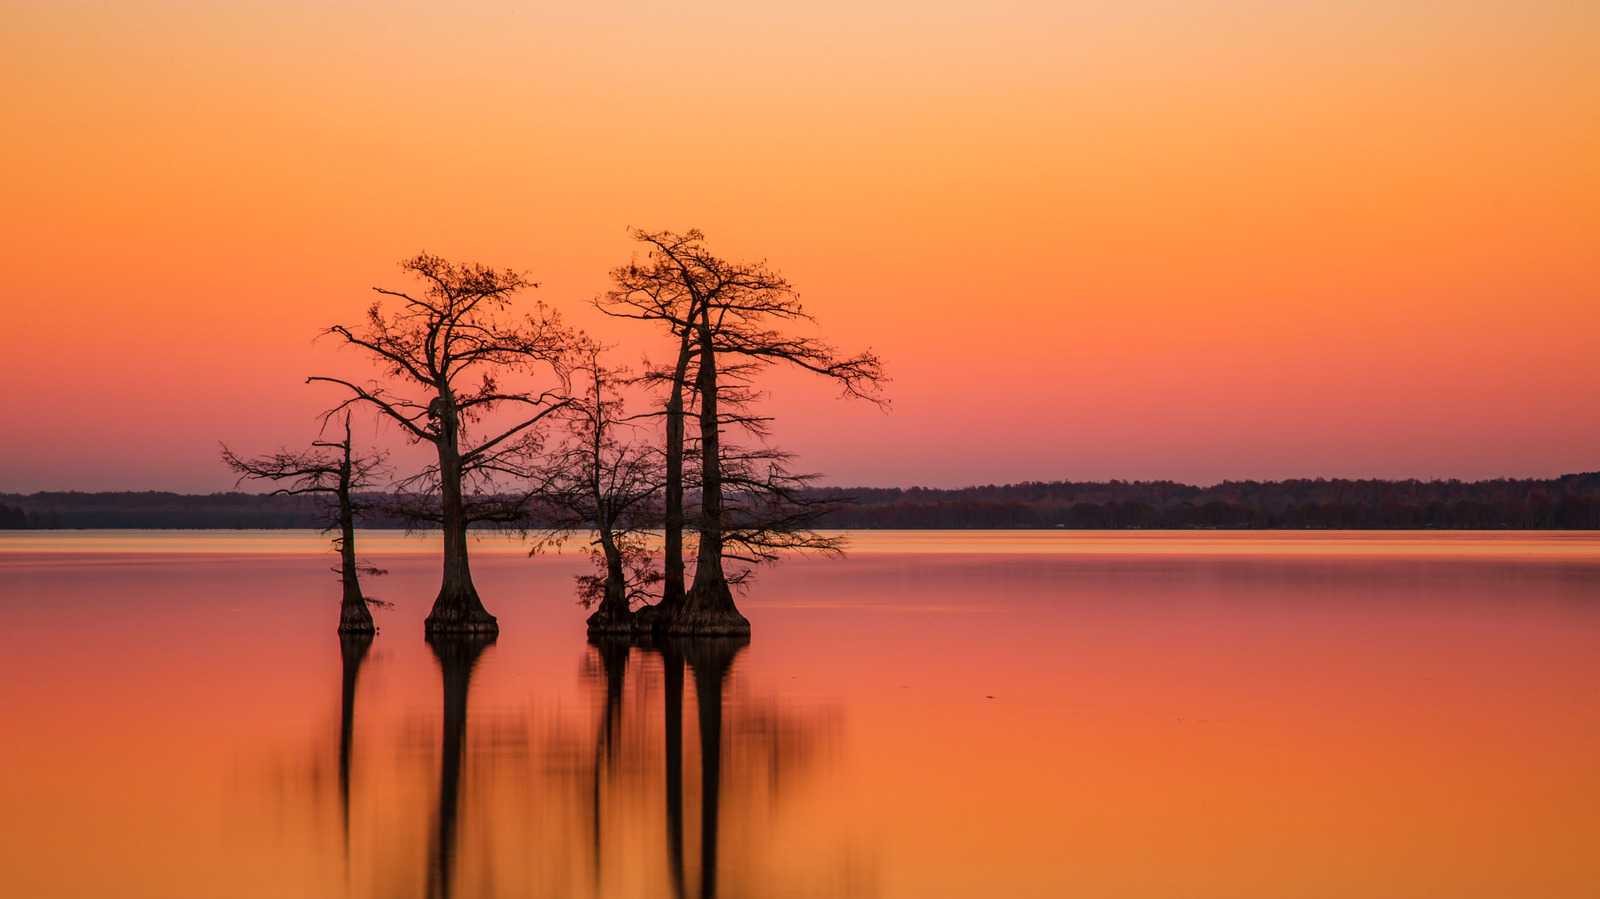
[2, 0, 1596, 492]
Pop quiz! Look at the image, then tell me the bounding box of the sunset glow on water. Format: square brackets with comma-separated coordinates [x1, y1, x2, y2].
[2, 531, 1597, 897]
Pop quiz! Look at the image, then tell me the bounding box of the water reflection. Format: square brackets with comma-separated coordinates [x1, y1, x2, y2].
[612, 635, 751, 899]
[11, 539, 1599, 896]
[282, 629, 859, 897]
[425, 633, 494, 899]
[338, 631, 374, 861]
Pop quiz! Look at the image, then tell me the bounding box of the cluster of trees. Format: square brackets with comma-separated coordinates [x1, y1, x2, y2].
[815, 473, 1600, 529]
[9, 473, 1598, 532]
[817, 472, 1600, 509]
[10, 473, 1600, 532]
[0, 492, 331, 529]
[221, 231, 885, 636]
[0, 503, 40, 529]
[822, 493, 1600, 530]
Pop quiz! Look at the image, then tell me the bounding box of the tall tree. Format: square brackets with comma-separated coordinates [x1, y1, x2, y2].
[597, 231, 710, 613]
[599, 229, 887, 634]
[221, 413, 388, 633]
[312, 253, 579, 635]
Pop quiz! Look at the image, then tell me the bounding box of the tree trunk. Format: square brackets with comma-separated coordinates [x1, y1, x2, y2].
[425, 409, 497, 635]
[677, 322, 748, 635]
[585, 531, 635, 633]
[337, 482, 375, 633]
[659, 346, 692, 611]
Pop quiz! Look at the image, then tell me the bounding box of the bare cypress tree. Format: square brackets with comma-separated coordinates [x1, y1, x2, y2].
[529, 349, 665, 634]
[221, 413, 389, 633]
[597, 231, 711, 614]
[600, 229, 887, 634]
[311, 253, 579, 635]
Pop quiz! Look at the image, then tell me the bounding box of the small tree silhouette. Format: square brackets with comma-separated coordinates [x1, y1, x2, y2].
[221, 413, 390, 633]
[528, 349, 664, 633]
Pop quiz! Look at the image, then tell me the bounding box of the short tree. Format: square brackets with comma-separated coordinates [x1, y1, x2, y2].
[221, 413, 389, 633]
[311, 253, 580, 635]
[529, 350, 664, 633]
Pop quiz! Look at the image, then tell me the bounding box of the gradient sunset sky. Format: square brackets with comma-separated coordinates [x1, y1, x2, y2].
[3, 0, 1596, 492]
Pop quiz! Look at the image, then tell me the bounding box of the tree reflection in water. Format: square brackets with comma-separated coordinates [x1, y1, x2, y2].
[425, 632, 495, 899]
[338, 631, 374, 863]
[256, 628, 871, 897]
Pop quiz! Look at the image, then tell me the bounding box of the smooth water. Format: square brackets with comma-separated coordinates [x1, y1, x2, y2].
[1, 530, 1597, 898]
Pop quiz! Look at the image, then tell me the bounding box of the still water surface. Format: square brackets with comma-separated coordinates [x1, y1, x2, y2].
[1, 530, 1597, 898]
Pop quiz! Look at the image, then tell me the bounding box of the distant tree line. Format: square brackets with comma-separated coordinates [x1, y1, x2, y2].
[812, 473, 1600, 529]
[5, 472, 1597, 531]
[0, 492, 368, 529]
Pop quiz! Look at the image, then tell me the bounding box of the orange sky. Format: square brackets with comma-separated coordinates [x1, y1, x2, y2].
[2, 0, 1596, 491]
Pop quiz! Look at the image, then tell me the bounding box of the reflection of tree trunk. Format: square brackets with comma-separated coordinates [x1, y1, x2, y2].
[338, 631, 374, 862]
[426, 633, 494, 899]
[426, 412, 498, 635]
[659, 638, 688, 899]
[677, 321, 749, 636]
[589, 637, 631, 887]
[680, 636, 749, 899]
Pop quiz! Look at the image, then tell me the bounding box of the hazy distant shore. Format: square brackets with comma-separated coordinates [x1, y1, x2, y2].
[4, 473, 1596, 530]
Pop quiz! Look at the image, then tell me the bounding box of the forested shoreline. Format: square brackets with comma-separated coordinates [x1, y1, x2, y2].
[5, 472, 1596, 531]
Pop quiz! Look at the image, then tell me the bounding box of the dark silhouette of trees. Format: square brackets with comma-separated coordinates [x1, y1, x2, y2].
[599, 229, 886, 634]
[10, 472, 1600, 531]
[530, 351, 665, 634]
[807, 473, 1600, 530]
[597, 231, 706, 613]
[311, 253, 581, 635]
[221, 413, 389, 633]
[0, 502, 26, 529]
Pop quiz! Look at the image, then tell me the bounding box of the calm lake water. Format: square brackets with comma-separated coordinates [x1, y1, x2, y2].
[2, 530, 1597, 898]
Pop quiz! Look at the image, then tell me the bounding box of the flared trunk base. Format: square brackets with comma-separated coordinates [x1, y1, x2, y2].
[663, 608, 750, 636]
[338, 593, 376, 634]
[425, 578, 498, 635]
[666, 581, 750, 635]
[598, 597, 750, 636]
[424, 613, 500, 635]
[585, 602, 637, 634]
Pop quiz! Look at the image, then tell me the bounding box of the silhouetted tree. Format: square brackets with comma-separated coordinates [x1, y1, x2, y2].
[221, 413, 388, 633]
[530, 351, 665, 633]
[599, 229, 886, 634]
[311, 254, 581, 634]
[597, 231, 708, 613]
